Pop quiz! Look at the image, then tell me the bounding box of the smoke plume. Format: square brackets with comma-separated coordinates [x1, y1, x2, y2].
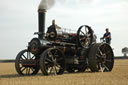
[38, 0, 55, 10]
[38, 0, 95, 10]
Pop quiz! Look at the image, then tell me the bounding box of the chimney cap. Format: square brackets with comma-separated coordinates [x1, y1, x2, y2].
[38, 9, 46, 12]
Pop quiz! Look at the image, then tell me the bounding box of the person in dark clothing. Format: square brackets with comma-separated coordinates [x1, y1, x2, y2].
[46, 20, 57, 40]
[101, 28, 111, 45]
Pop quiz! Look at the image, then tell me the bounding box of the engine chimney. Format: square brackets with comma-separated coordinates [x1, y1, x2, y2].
[38, 0, 54, 39]
[38, 9, 46, 39]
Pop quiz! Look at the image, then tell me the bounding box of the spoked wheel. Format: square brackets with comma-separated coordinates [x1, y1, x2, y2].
[88, 43, 114, 72]
[77, 25, 93, 48]
[15, 49, 40, 75]
[40, 48, 65, 76]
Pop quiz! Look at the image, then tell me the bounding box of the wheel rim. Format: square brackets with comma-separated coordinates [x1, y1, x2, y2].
[40, 48, 65, 75]
[95, 44, 114, 72]
[15, 49, 40, 75]
[77, 25, 93, 48]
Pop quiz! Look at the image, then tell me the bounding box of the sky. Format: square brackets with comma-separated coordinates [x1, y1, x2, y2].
[0, 0, 128, 59]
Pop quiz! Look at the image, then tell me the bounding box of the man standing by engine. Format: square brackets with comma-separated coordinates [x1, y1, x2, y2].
[101, 28, 111, 45]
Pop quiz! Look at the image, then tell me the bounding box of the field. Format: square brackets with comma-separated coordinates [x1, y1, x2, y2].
[0, 59, 128, 85]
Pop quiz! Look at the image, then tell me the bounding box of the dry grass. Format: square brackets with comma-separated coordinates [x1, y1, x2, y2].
[0, 60, 128, 85]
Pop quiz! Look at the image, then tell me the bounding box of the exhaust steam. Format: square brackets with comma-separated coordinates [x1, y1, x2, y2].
[38, 0, 55, 10]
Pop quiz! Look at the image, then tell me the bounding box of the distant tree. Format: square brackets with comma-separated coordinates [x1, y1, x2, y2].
[122, 47, 128, 57]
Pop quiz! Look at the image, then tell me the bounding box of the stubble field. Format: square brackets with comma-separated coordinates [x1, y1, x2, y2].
[0, 59, 128, 85]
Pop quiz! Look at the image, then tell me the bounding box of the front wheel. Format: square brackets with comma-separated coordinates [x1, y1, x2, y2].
[15, 49, 40, 75]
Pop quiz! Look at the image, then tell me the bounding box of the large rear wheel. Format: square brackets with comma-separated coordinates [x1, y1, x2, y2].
[88, 43, 114, 72]
[40, 48, 65, 75]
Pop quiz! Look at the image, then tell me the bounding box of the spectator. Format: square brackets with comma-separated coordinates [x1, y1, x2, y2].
[101, 28, 111, 45]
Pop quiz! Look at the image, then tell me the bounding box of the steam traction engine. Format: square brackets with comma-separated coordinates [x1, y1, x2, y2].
[15, 8, 114, 76]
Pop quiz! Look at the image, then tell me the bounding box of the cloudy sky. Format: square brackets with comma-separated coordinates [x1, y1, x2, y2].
[0, 0, 128, 59]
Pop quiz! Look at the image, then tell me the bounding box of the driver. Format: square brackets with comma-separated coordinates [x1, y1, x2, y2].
[47, 19, 62, 41]
[46, 19, 57, 40]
